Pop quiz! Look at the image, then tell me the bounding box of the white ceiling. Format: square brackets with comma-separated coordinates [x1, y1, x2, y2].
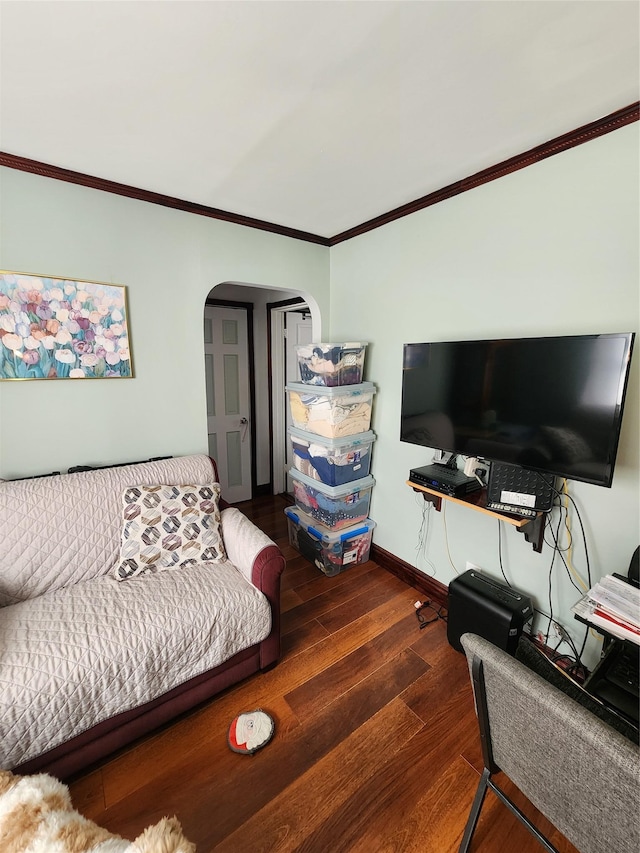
[1, 1, 638, 239]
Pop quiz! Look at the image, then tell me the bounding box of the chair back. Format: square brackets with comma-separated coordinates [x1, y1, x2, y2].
[461, 633, 640, 853]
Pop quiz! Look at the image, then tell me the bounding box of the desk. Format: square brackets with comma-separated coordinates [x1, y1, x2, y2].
[573, 578, 639, 726]
[406, 480, 547, 552]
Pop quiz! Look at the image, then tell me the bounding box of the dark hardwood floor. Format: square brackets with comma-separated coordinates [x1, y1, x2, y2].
[69, 494, 579, 852]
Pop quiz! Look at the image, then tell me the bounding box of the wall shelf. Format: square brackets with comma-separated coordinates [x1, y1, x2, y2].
[406, 480, 546, 553]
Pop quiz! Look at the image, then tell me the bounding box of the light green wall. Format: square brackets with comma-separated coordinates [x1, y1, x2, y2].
[0, 168, 329, 478]
[1, 125, 637, 662]
[330, 123, 639, 664]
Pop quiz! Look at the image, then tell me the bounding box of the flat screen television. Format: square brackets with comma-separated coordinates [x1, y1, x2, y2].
[400, 332, 635, 487]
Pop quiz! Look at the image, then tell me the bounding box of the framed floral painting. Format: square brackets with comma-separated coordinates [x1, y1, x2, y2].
[0, 271, 134, 380]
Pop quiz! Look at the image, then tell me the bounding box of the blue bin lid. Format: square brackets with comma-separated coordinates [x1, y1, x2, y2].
[286, 381, 376, 399]
[289, 467, 375, 497]
[288, 426, 376, 449]
[295, 342, 367, 354]
[284, 505, 376, 543]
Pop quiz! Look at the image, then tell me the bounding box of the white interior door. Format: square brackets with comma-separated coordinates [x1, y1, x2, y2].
[285, 311, 313, 491]
[204, 305, 251, 503]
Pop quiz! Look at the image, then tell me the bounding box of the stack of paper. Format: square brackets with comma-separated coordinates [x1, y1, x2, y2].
[572, 575, 640, 645]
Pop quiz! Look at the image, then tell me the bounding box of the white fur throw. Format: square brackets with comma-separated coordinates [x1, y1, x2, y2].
[0, 770, 195, 853]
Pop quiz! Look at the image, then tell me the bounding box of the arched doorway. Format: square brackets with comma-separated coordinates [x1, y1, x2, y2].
[204, 282, 319, 502]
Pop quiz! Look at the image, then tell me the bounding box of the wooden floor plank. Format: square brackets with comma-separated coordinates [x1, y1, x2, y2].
[316, 569, 410, 634]
[280, 618, 330, 661]
[281, 563, 389, 634]
[295, 703, 480, 853]
[401, 630, 474, 726]
[100, 692, 300, 810]
[281, 586, 305, 612]
[67, 493, 580, 853]
[195, 648, 430, 850]
[348, 754, 481, 853]
[214, 697, 424, 853]
[280, 558, 321, 591]
[287, 560, 378, 604]
[88, 647, 430, 849]
[285, 613, 428, 719]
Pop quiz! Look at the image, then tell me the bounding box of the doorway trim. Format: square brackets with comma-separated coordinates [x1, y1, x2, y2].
[267, 297, 310, 495]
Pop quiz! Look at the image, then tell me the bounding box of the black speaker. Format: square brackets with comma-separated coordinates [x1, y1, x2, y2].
[487, 461, 556, 514]
[447, 570, 533, 654]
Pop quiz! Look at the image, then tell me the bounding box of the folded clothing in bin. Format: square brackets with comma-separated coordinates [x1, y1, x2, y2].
[295, 342, 367, 386]
[284, 506, 376, 576]
[290, 468, 375, 530]
[289, 427, 376, 486]
[286, 382, 376, 438]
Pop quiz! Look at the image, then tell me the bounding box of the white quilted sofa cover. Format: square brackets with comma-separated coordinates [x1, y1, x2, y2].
[0, 455, 272, 769]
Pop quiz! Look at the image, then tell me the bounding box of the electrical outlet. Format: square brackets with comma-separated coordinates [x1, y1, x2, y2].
[466, 561, 482, 573]
[552, 622, 570, 643]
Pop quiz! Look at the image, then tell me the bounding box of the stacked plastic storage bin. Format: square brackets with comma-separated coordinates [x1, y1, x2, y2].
[285, 343, 377, 577]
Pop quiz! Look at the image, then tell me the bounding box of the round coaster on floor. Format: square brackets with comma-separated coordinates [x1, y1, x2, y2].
[227, 709, 275, 755]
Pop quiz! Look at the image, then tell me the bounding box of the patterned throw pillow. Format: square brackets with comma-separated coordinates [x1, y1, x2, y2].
[115, 483, 226, 580]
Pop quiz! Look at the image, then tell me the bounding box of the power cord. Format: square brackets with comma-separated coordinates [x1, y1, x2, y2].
[414, 599, 448, 629]
[415, 495, 437, 577]
[497, 520, 510, 586]
[532, 606, 591, 681]
[441, 502, 460, 575]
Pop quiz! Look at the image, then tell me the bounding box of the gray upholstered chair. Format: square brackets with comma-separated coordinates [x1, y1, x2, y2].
[460, 633, 640, 853]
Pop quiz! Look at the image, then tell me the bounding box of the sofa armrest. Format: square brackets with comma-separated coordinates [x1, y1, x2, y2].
[220, 508, 285, 668]
[220, 508, 283, 586]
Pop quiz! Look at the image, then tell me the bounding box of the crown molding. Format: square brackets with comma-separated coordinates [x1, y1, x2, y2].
[328, 102, 640, 245]
[1, 102, 637, 247]
[0, 152, 331, 247]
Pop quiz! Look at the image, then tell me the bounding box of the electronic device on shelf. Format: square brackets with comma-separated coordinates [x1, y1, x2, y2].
[573, 558, 639, 725]
[400, 332, 635, 489]
[485, 501, 538, 519]
[408, 463, 481, 497]
[486, 460, 556, 515]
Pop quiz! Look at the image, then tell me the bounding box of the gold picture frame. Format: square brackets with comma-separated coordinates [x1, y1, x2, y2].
[0, 270, 134, 380]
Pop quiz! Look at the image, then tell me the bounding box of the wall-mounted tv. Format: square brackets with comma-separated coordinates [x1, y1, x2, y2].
[400, 333, 635, 487]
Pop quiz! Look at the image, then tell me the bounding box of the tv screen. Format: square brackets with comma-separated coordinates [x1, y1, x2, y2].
[400, 333, 635, 487]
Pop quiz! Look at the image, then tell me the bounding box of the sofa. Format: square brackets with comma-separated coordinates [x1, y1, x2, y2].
[0, 454, 285, 780]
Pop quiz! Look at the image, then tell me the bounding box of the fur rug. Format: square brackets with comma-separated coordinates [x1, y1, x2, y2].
[0, 770, 195, 853]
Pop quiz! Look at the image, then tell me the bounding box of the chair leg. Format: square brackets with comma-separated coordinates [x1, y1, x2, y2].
[459, 767, 491, 853]
[487, 781, 560, 853]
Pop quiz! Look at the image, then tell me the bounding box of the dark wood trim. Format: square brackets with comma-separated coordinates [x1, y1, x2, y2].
[329, 102, 640, 244]
[246, 308, 257, 498]
[2, 103, 636, 248]
[266, 304, 276, 489]
[371, 543, 581, 675]
[370, 543, 449, 608]
[252, 482, 272, 498]
[205, 297, 254, 309]
[265, 297, 311, 490]
[0, 151, 330, 247]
